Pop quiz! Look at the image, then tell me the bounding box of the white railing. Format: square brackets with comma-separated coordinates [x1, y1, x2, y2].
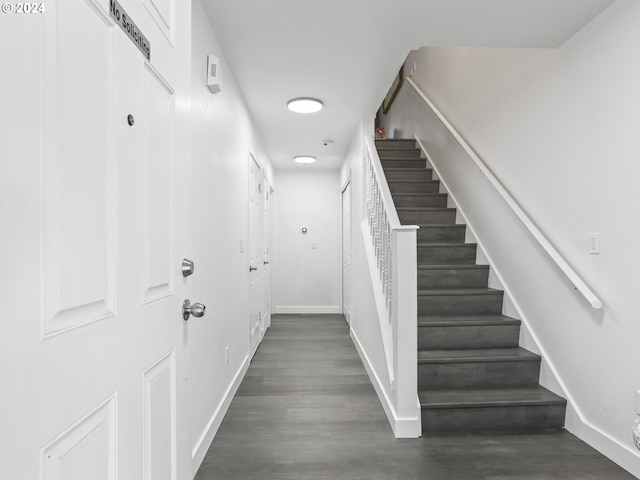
[407, 77, 602, 310]
[362, 133, 419, 435]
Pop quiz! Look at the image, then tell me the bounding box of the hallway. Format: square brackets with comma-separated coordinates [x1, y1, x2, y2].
[194, 314, 635, 480]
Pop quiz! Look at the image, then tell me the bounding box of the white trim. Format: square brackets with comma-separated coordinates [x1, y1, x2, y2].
[416, 136, 640, 478]
[273, 306, 341, 314]
[565, 405, 640, 478]
[407, 78, 601, 310]
[191, 354, 250, 473]
[350, 328, 421, 438]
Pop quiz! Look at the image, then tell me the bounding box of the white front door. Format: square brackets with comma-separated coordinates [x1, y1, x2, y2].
[342, 181, 352, 323]
[248, 154, 263, 357]
[1, 1, 191, 478]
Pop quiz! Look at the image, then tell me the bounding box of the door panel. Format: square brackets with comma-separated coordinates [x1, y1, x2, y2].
[143, 350, 177, 480]
[42, 0, 116, 338]
[143, 0, 175, 44]
[40, 396, 117, 480]
[142, 64, 174, 303]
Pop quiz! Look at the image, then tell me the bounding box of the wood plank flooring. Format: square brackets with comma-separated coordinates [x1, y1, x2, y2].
[194, 314, 636, 480]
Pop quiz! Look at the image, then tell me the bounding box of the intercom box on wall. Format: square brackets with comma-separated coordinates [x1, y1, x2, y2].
[207, 54, 221, 94]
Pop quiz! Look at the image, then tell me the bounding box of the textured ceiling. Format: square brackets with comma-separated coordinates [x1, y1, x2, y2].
[202, 0, 614, 170]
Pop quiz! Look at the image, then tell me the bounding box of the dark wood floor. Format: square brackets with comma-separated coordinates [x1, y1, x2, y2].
[194, 314, 636, 480]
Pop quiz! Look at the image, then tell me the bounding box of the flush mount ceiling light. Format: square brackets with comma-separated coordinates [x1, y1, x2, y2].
[294, 155, 316, 164]
[287, 97, 323, 113]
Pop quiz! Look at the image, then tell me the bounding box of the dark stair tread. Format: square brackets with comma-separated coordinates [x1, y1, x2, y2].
[419, 386, 566, 409]
[418, 347, 540, 364]
[382, 167, 430, 172]
[417, 243, 475, 248]
[418, 288, 503, 296]
[417, 264, 488, 269]
[379, 159, 424, 163]
[416, 224, 466, 234]
[417, 223, 465, 228]
[376, 140, 416, 147]
[418, 314, 521, 327]
[398, 207, 455, 211]
[391, 193, 443, 197]
[388, 179, 439, 183]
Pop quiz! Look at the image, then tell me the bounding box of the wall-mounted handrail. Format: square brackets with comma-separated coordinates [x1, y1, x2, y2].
[407, 77, 602, 310]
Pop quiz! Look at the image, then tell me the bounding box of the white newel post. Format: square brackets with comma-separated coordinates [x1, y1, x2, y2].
[393, 226, 421, 437]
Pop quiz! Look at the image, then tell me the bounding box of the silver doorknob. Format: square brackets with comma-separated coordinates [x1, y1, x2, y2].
[182, 299, 206, 320]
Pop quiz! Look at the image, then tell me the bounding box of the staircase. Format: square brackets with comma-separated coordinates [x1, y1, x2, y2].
[376, 138, 567, 434]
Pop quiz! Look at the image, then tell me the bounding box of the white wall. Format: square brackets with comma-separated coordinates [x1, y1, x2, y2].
[190, 0, 273, 471]
[379, 0, 640, 475]
[273, 169, 341, 313]
[339, 121, 394, 421]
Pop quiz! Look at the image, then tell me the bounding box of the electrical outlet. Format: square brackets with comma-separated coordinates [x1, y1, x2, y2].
[240, 238, 244, 253]
[636, 389, 640, 415]
[225, 346, 230, 366]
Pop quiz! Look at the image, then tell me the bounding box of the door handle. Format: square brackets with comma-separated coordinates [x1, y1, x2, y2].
[263, 261, 270, 265]
[182, 299, 206, 320]
[249, 266, 258, 272]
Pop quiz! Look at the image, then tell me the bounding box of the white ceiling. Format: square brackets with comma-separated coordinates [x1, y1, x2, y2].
[201, 0, 614, 170]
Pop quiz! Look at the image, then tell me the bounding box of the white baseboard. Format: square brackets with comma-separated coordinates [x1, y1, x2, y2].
[565, 405, 640, 478]
[191, 354, 250, 473]
[350, 328, 421, 438]
[274, 306, 341, 314]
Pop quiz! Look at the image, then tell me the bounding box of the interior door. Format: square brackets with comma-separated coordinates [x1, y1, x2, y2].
[248, 154, 263, 358]
[0, 1, 190, 478]
[262, 177, 273, 333]
[342, 181, 352, 323]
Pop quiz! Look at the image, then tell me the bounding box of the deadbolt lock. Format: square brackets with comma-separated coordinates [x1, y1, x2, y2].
[182, 258, 195, 277]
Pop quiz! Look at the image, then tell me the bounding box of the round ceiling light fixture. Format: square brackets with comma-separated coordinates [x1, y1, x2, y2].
[287, 97, 323, 113]
[294, 155, 317, 164]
